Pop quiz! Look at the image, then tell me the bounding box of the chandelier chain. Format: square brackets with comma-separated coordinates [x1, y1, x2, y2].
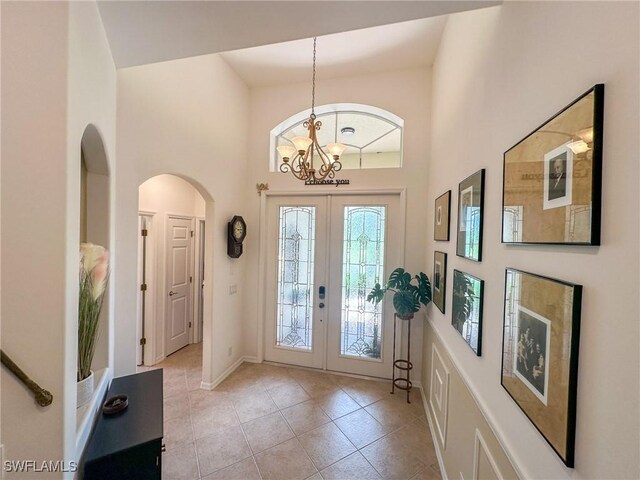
[311, 37, 316, 116]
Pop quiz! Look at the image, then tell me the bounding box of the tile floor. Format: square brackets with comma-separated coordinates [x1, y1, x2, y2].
[144, 343, 441, 480]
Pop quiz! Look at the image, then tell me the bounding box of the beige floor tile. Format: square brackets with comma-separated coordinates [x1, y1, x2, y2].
[255, 438, 317, 480]
[281, 400, 331, 435]
[269, 383, 312, 409]
[320, 451, 382, 480]
[342, 380, 392, 407]
[360, 432, 426, 480]
[186, 368, 203, 391]
[232, 389, 279, 423]
[395, 422, 437, 466]
[365, 397, 419, 431]
[409, 464, 442, 480]
[196, 425, 252, 477]
[298, 422, 357, 470]
[191, 402, 240, 439]
[306, 474, 323, 480]
[164, 369, 189, 398]
[163, 415, 194, 451]
[188, 388, 231, 414]
[334, 408, 389, 449]
[298, 377, 341, 399]
[164, 393, 191, 422]
[203, 457, 262, 480]
[217, 375, 266, 396]
[242, 411, 295, 453]
[162, 442, 199, 480]
[315, 389, 361, 420]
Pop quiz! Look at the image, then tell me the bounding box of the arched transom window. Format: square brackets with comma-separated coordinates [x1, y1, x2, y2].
[270, 103, 404, 171]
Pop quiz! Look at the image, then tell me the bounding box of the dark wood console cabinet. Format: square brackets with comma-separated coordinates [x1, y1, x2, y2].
[84, 369, 164, 479]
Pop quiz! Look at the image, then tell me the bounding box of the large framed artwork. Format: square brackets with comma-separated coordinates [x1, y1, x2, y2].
[451, 270, 484, 355]
[456, 169, 485, 261]
[502, 84, 604, 245]
[433, 251, 447, 314]
[434, 191, 451, 241]
[501, 268, 582, 467]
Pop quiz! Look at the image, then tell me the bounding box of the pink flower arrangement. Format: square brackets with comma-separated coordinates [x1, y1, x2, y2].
[78, 243, 109, 382]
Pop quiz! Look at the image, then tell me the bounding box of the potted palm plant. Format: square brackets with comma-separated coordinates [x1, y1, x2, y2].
[367, 267, 432, 319]
[77, 243, 109, 408]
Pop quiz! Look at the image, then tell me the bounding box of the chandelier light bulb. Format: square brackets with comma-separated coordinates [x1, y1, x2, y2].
[277, 145, 296, 160]
[327, 143, 346, 159]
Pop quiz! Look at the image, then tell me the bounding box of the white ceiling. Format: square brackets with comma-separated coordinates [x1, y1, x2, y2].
[97, 1, 502, 69]
[220, 16, 447, 87]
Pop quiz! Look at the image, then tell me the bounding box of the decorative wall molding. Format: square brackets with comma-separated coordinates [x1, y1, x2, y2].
[426, 318, 524, 479]
[421, 385, 449, 480]
[473, 429, 503, 480]
[430, 343, 450, 448]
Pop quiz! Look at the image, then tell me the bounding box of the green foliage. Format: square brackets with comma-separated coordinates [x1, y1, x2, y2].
[452, 271, 475, 331]
[367, 267, 432, 319]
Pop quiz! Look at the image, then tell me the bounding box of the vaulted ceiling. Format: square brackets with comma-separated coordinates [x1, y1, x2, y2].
[97, 1, 502, 70]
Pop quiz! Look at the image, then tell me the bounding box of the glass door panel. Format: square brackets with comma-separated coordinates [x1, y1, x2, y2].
[327, 194, 402, 378]
[340, 206, 386, 359]
[264, 197, 326, 369]
[276, 206, 316, 350]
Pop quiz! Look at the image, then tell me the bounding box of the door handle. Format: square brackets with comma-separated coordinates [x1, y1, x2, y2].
[168, 290, 177, 296]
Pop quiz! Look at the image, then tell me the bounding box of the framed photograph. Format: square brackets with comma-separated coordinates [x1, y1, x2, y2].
[456, 169, 485, 261]
[451, 270, 484, 355]
[433, 251, 447, 313]
[434, 190, 451, 241]
[502, 84, 604, 245]
[501, 268, 582, 467]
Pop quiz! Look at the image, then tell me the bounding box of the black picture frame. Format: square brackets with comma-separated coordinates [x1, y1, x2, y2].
[456, 169, 485, 261]
[500, 268, 582, 467]
[433, 251, 447, 314]
[451, 270, 484, 355]
[502, 84, 604, 245]
[434, 190, 451, 241]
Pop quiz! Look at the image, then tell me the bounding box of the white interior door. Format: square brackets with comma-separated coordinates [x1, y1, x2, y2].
[264, 197, 327, 368]
[264, 193, 402, 378]
[165, 215, 193, 356]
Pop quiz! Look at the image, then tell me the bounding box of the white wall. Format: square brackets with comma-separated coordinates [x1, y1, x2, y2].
[1, 0, 116, 475]
[117, 53, 250, 387]
[424, 2, 639, 479]
[243, 68, 431, 380]
[139, 174, 205, 362]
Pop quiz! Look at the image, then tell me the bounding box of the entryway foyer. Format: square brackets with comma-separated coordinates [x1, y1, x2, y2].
[148, 344, 440, 480]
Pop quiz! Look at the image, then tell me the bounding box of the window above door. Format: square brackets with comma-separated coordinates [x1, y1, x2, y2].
[270, 103, 404, 172]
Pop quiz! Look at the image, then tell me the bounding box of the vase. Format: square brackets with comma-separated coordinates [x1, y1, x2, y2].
[77, 370, 95, 408]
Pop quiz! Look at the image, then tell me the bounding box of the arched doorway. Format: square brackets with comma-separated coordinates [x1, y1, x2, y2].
[136, 174, 208, 378]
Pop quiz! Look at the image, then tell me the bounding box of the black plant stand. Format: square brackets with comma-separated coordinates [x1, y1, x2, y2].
[391, 313, 413, 403]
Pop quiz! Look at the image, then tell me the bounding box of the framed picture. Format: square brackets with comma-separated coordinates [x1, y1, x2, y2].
[501, 268, 582, 467]
[451, 270, 484, 355]
[502, 84, 604, 245]
[433, 251, 447, 313]
[434, 191, 451, 241]
[456, 169, 485, 261]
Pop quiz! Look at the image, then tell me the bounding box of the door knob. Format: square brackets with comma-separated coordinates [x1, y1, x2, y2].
[168, 291, 177, 296]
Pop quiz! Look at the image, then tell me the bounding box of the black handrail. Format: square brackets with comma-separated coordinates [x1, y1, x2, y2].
[1, 349, 53, 406]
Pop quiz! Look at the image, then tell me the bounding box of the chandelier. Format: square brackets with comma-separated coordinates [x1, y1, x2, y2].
[277, 37, 345, 182]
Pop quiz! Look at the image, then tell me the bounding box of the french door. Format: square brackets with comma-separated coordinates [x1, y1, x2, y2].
[264, 194, 402, 378]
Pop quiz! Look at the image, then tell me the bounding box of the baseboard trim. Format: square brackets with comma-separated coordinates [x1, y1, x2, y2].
[201, 356, 247, 390]
[201, 356, 262, 390]
[421, 385, 449, 480]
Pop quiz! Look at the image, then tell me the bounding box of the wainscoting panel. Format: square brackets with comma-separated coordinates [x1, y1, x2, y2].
[474, 429, 503, 480]
[430, 343, 450, 448]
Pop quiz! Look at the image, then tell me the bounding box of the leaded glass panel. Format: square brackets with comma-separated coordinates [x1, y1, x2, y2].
[340, 206, 386, 359]
[276, 207, 315, 350]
